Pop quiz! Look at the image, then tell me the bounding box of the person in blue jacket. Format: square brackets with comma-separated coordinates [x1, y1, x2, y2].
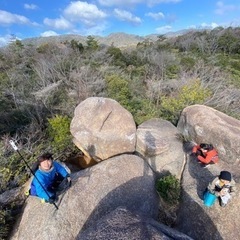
[30, 152, 70, 203]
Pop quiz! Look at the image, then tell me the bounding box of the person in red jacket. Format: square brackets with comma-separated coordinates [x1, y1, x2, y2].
[192, 143, 219, 165]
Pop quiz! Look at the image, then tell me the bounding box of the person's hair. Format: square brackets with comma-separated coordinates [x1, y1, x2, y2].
[38, 152, 53, 163]
[200, 143, 213, 151]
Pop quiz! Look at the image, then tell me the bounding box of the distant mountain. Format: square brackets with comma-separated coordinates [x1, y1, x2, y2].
[22, 32, 146, 48]
[21, 30, 197, 48]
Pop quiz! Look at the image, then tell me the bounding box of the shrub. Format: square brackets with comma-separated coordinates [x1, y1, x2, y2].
[160, 79, 212, 125]
[180, 56, 196, 70]
[129, 97, 159, 125]
[0, 151, 27, 193]
[0, 203, 23, 240]
[156, 174, 181, 204]
[47, 115, 72, 152]
[105, 74, 132, 108]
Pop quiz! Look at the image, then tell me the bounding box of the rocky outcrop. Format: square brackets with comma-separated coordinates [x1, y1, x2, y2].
[177, 104, 240, 165]
[70, 97, 136, 161]
[136, 118, 185, 179]
[10, 100, 240, 240]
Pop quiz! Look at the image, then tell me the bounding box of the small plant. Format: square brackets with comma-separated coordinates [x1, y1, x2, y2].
[156, 174, 181, 204]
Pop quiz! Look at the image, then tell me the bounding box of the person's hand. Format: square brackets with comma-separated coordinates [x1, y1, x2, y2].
[220, 188, 228, 196]
[190, 152, 197, 157]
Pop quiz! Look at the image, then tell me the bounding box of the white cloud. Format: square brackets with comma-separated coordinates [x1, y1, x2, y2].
[0, 36, 8, 46]
[41, 31, 59, 37]
[146, 12, 165, 20]
[44, 17, 73, 30]
[0, 34, 21, 47]
[98, 0, 180, 7]
[200, 22, 219, 29]
[63, 1, 107, 26]
[114, 9, 142, 24]
[24, 4, 38, 10]
[215, 1, 237, 15]
[0, 10, 31, 25]
[156, 25, 172, 33]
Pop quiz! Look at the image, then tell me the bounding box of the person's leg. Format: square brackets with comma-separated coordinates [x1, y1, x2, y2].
[57, 177, 71, 193]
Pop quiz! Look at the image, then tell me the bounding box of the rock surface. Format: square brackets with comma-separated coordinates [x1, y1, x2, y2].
[136, 118, 185, 179]
[70, 97, 136, 161]
[177, 104, 240, 165]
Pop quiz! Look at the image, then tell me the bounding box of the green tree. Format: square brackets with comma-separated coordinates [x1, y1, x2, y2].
[86, 36, 99, 51]
[70, 39, 84, 52]
[105, 74, 131, 107]
[107, 45, 126, 67]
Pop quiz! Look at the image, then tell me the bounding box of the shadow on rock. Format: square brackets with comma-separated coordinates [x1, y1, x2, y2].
[182, 141, 195, 154]
[77, 176, 159, 235]
[175, 188, 223, 240]
[188, 154, 215, 200]
[77, 206, 193, 240]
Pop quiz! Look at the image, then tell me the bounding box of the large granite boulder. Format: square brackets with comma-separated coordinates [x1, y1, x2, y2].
[177, 104, 240, 165]
[70, 97, 136, 161]
[136, 118, 185, 179]
[10, 154, 159, 240]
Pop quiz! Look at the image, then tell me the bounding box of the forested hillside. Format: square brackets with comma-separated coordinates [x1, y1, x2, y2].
[1, 26, 240, 239]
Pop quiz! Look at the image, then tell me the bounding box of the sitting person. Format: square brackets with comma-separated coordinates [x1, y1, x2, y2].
[30, 152, 71, 203]
[207, 170, 236, 207]
[192, 143, 219, 165]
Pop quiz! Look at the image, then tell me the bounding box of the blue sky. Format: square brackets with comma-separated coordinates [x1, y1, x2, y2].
[0, 0, 240, 46]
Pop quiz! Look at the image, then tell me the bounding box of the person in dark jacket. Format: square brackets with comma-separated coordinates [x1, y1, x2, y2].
[192, 143, 219, 166]
[30, 152, 71, 203]
[207, 170, 236, 207]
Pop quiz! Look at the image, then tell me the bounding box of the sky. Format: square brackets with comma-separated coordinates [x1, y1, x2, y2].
[0, 0, 240, 46]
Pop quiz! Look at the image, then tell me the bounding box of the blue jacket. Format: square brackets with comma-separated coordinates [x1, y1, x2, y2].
[31, 161, 68, 201]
